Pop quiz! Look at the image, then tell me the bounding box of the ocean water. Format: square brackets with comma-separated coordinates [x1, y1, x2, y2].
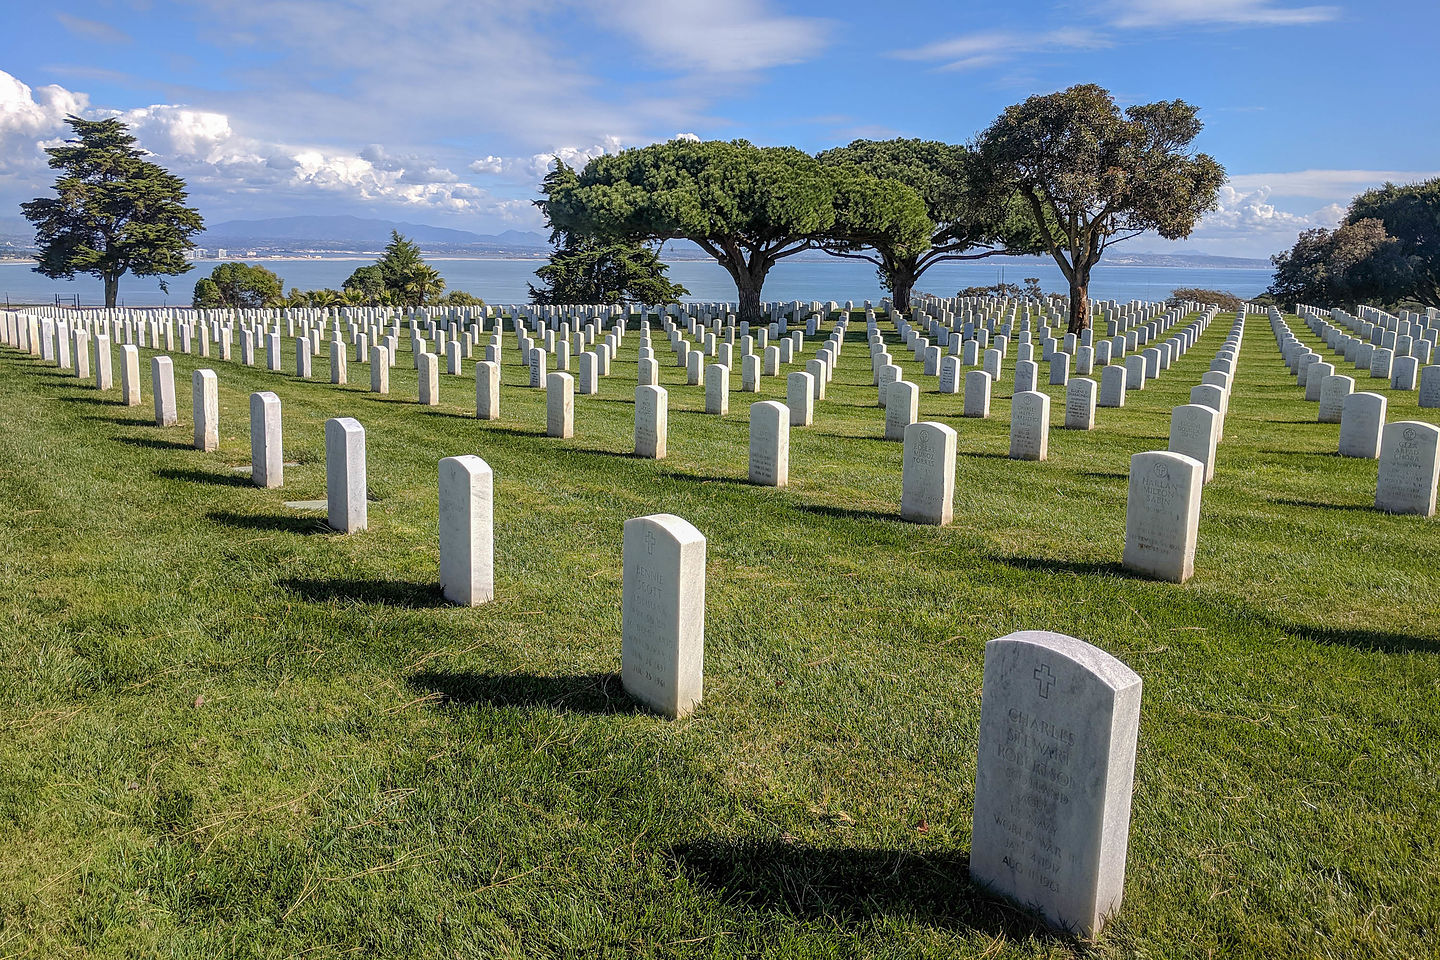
[0, 255, 1275, 308]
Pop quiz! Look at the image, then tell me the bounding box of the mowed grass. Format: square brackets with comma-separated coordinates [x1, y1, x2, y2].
[0, 306, 1436, 959]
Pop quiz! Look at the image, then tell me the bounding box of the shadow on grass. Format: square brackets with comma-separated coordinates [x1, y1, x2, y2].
[156, 466, 254, 487]
[991, 554, 1143, 580]
[206, 510, 330, 535]
[279, 576, 448, 608]
[1268, 497, 1376, 513]
[1079, 470, 1128, 480]
[475, 424, 545, 440]
[791, 501, 893, 523]
[117, 435, 193, 452]
[408, 669, 646, 715]
[1260, 618, 1440, 655]
[669, 839, 1060, 940]
[58, 394, 119, 407]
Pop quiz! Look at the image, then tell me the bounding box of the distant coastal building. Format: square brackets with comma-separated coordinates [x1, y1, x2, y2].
[216, 248, 229, 259]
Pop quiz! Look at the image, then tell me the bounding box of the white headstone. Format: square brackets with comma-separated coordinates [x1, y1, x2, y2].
[1009, 391, 1050, 461]
[1338, 392, 1387, 459]
[120, 344, 141, 406]
[900, 421, 957, 525]
[152, 356, 177, 427]
[325, 417, 367, 533]
[635, 385, 667, 459]
[885, 380, 919, 441]
[787, 372, 814, 426]
[704, 363, 730, 416]
[1167, 404, 1219, 482]
[250, 391, 283, 489]
[1122, 451, 1203, 583]
[192, 368, 218, 451]
[971, 630, 1142, 937]
[749, 401, 789, 487]
[621, 514, 706, 719]
[418, 352, 440, 406]
[438, 455, 494, 605]
[1064, 378, 1097, 431]
[1375, 421, 1440, 516]
[476, 360, 500, 420]
[547, 371, 574, 438]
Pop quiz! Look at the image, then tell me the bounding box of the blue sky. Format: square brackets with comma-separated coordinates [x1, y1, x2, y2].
[1, 0, 1436, 258]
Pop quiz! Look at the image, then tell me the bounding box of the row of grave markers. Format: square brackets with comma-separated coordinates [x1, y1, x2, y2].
[0, 311, 1152, 938]
[1268, 309, 1440, 516]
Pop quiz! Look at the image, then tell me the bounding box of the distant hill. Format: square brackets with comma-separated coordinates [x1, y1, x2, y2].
[199, 215, 548, 253]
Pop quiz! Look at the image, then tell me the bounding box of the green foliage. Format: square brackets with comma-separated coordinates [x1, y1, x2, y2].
[529, 236, 689, 305]
[438, 290, 486, 307]
[955, 278, 1059, 300]
[342, 265, 389, 304]
[977, 84, 1225, 332]
[191, 277, 222, 310]
[817, 138, 1041, 313]
[544, 138, 929, 322]
[1267, 219, 1410, 308]
[339, 232, 448, 307]
[21, 116, 204, 307]
[530, 162, 688, 306]
[190, 261, 284, 309]
[1169, 288, 1244, 311]
[1345, 177, 1440, 308]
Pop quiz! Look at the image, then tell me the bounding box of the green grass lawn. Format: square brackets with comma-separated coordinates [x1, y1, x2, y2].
[0, 308, 1437, 959]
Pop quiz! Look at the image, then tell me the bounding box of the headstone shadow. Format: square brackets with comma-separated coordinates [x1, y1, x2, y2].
[156, 466, 254, 487]
[990, 554, 1143, 580]
[790, 501, 893, 523]
[279, 575, 450, 607]
[118, 436, 194, 452]
[205, 510, 330, 535]
[1266, 496, 1376, 512]
[408, 669, 646, 715]
[668, 838, 1062, 941]
[1255, 614, 1438, 655]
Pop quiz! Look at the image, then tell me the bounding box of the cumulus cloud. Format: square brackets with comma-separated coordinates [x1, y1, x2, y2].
[51, 93, 523, 219]
[0, 70, 88, 174]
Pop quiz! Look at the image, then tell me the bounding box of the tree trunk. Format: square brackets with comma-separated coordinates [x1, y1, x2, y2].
[890, 267, 916, 317]
[728, 264, 765, 326]
[104, 272, 119, 308]
[1067, 272, 1090, 334]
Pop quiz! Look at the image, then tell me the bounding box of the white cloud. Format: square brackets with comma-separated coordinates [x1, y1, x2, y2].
[597, 0, 835, 74]
[1106, 0, 1340, 28]
[84, 98, 522, 219]
[0, 70, 88, 174]
[895, 28, 1111, 71]
[892, 2, 1334, 71]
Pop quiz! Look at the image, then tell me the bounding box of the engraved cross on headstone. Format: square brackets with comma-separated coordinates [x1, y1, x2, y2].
[1034, 663, 1055, 699]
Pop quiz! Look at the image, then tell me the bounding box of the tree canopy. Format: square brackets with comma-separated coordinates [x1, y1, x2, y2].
[530, 162, 688, 305]
[816, 138, 1040, 313]
[543, 138, 930, 322]
[1345, 177, 1440, 308]
[21, 115, 204, 307]
[1267, 219, 1409, 308]
[191, 261, 284, 309]
[340, 231, 448, 307]
[977, 84, 1225, 333]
